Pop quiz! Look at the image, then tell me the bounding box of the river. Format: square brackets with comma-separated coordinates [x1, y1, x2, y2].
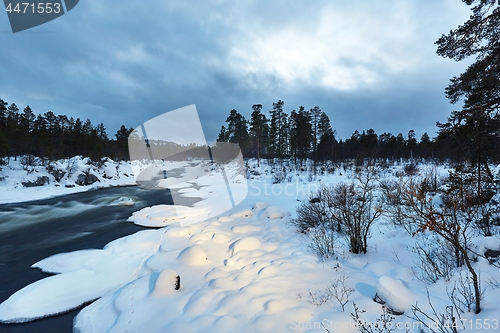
[0, 185, 187, 333]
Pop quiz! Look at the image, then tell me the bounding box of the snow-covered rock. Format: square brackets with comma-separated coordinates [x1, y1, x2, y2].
[375, 276, 415, 314]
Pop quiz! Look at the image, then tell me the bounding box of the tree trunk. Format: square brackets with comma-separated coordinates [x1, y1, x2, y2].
[461, 247, 481, 314]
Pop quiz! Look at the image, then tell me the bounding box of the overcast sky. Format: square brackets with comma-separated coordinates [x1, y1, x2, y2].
[0, 0, 474, 143]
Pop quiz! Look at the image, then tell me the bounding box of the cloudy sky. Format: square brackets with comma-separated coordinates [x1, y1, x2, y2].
[0, 0, 473, 142]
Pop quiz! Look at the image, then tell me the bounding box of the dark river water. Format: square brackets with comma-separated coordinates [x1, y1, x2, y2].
[0, 186, 180, 333]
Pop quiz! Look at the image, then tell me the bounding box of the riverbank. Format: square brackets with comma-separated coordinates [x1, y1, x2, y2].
[0, 185, 174, 333]
[0, 157, 137, 204]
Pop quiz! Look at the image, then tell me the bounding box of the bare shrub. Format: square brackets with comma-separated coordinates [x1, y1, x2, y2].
[380, 178, 419, 235]
[21, 154, 37, 171]
[351, 303, 397, 333]
[406, 289, 459, 333]
[447, 271, 485, 315]
[290, 186, 338, 232]
[329, 171, 382, 254]
[487, 276, 500, 289]
[307, 273, 355, 311]
[329, 273, 355, 311]
[472, 196, 500, 236]
[272, 168, 287, 184]
[308, 226, 337, 258]
[386, 174, 483, 313]
[404, 163, 419, 176]
[294, 169, 382, 254]
[411, 234, 459, 284]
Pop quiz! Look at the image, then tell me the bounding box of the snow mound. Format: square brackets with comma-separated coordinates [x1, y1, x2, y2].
[229, 209, 254, 219]
[252, 202, 270, 211]
[229, 237, 261, 256]
[231, 225, 262, 234]
[259, 206, 289, 219]
[211, 233, 231, 243]
[164, 226, 193, 238]
[177, 245, 208, 265]
[151, 269, 180, 297]
[375, 276, 415, 314]
[128, 205, 210, 227]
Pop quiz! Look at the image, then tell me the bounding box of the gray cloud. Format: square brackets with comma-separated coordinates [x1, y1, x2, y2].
[0, 0, 473, 143]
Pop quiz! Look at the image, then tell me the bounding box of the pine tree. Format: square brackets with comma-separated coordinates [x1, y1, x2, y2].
[436, 0, 500, 112]
[115, 125, 134, 160]
[269, 100, 288, 164]
[309, 106, 322, 170]
[317, 112, 336, 162]
[248, 104, 268, 166]
[217, 125, 229, 142]
[6, 103, 20, 160]
[225, 109, 249, 155]
[289, 106, 313, 166]
[436, 0, 500, 204]
[407, 129, 417, 159]
[20, 106, 35, 158]
[418, 132, 432, 159]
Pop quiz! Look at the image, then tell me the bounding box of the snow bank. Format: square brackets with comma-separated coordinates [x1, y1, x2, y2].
[0, 156, 137, 204]
[375, 276, 415, 314]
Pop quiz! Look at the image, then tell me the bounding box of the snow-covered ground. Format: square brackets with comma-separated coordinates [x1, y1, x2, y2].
[0, 157, 141, 204]
[1, 159, 500, 332]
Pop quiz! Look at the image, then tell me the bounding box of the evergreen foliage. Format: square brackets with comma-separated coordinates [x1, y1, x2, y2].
[0, 98, 134, 162]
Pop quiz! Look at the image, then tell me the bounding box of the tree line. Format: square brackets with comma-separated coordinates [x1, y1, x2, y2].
[216, 100, 500, 166]
[0, 98, 134, 164]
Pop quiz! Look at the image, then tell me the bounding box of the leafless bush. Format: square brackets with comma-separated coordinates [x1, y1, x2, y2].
[307, 273, 355, 311]
[290, 184, 340, 232]
[406, 289, 458, 333]
[329, 273, 355, 311]
[380, 178, 420, 235]
[487, 276, 500, 289]
[447, 271, 485, 314]
[404, 163, 419, 176]
[351, 303, 398, 333]
[307, 171, 314, 182]
[329, 170, 382, 254]
[385, 175, 483, 313]
[21, 154, 37, 171]
[411, 234, 460, 283]
[272, 168, 287, 184]
[472, 197, 500, 236]
[308, 226, 338, 258]
[421, 165, 444, 193]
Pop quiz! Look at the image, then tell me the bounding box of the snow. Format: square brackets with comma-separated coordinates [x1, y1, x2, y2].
[0, 156, 137, 204]
[151, 269, 180, 297]
[177, 245, 209, 265]
[1, 160, 500, 332]
[375, 276, 415, 314]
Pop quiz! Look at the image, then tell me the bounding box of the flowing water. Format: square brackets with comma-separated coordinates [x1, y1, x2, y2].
[0, 185, 190, 333]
